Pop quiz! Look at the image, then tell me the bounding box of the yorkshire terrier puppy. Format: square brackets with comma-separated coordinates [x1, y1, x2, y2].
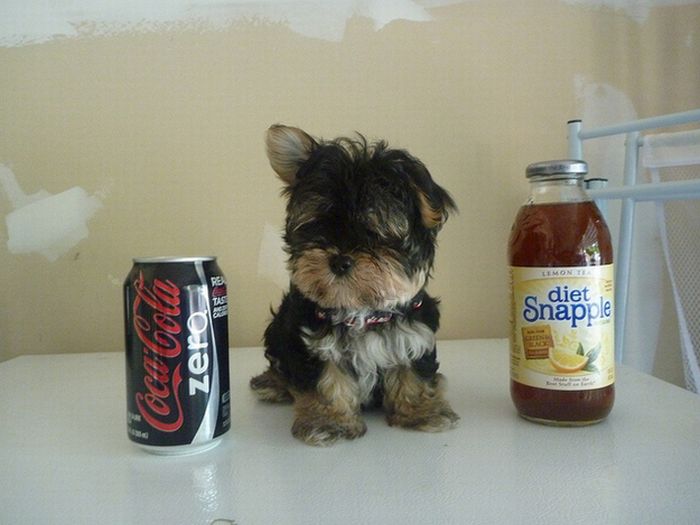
[250, 124, 459, 446]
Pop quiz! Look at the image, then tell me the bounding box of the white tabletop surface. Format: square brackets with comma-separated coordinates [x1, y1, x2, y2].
[1, 339, 700, 525]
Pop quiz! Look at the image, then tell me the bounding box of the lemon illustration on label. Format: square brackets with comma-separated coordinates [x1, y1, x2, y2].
[549, 348, 588, 373]
[548, 341, 603, 373]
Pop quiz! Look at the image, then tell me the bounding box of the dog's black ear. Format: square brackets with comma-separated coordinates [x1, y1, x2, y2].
[265, 125, 317, 185]
[403, 159, 457, 230]
[419, 189, 456, 229]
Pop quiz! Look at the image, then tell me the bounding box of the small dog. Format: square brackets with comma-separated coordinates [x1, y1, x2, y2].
[250, 125, 459, 446]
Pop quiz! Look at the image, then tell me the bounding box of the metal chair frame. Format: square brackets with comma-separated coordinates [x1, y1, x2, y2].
[567, 109, 700, 362]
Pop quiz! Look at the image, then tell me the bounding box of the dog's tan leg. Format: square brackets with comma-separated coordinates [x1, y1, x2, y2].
[250, 368, 293, 403]
[291, 361, 366, 446]
[383, 366, 459, 432]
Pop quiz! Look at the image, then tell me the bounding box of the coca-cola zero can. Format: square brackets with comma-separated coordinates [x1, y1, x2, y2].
[124, 256, 231, 455]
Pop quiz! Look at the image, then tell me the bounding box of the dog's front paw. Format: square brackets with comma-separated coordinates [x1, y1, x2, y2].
[250, 368, 293, 403]
[292, 414, 367, 447]
[384, 368, 459, 433]
[386, 404, 460, 432]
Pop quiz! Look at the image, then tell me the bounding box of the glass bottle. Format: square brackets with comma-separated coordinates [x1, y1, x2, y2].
[508, 160, 615, 425]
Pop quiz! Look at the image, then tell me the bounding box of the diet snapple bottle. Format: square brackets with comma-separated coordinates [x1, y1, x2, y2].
[508, 160, 615, 426]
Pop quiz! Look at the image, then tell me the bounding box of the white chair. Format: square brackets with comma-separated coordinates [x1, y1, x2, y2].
[567, 109, 700, 392]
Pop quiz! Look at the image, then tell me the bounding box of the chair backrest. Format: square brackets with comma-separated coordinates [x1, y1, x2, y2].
[645, 131, 700, 393]
[567, 109, 700, 392]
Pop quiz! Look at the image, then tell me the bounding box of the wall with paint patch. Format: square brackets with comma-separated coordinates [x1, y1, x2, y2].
[1, 1, 699, 387]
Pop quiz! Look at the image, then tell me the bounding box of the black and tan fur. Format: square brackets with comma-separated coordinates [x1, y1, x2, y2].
[250, 125, 459, 446]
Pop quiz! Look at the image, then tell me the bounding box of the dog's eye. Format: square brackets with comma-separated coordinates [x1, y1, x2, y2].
[291, 216, 315, 232]
[287, 218, 330, 248]
[364, 210, 409, 239]
[289, 220, 323, 242]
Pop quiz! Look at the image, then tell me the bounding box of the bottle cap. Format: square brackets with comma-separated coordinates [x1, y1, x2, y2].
[526, 160, 588, 178]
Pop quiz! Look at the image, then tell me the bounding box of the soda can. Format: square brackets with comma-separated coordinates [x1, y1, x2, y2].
[123, 256, 231, 455]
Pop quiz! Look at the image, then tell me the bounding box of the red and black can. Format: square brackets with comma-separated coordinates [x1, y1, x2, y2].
[123, 256, 231, 455]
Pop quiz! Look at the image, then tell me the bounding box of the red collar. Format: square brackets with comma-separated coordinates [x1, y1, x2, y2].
[315, 297, 423, 330]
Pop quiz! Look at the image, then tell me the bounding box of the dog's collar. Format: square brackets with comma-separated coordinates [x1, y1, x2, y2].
[314, 295, 424, 330]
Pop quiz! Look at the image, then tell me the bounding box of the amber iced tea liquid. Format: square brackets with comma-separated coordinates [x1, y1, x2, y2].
[508, 161, 615, 426]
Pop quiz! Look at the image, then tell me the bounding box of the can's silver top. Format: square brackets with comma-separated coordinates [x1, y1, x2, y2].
[526, 159, 588, 178]
[132, 256, 216, 264]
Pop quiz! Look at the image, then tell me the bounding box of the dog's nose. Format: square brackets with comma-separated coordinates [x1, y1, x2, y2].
[329, 254, 354, 276]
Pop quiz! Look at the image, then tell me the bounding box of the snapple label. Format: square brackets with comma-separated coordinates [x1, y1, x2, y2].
[510, 265, 615, 391]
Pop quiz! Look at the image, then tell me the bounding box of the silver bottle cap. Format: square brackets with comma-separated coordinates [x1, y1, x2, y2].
[526, 159, 588, 178]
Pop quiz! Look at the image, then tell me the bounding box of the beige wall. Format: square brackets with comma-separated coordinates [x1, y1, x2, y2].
[1, 1, 699, 379]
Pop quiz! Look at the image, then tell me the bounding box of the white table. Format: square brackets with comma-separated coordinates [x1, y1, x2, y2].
[1, 339, 700, 525]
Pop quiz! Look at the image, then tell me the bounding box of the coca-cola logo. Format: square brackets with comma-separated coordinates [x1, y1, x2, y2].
[132, 272, 184, 432]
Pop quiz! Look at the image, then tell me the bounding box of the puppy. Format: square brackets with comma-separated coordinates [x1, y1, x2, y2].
[250, 125, 459, 446]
